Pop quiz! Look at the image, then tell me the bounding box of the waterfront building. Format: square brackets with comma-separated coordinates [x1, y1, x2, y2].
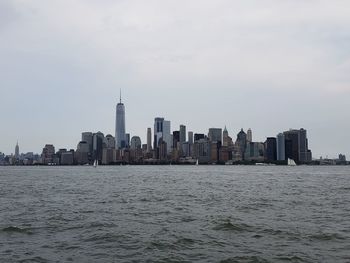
[60, 151, 74, 165]
[276, 133, 285, 161]
[147, 128, 152, 152]
[75, 141, 89, 164]
[104, 134, 116, 149]
[115, 91, 126, 149]
[247, 128, 252, 142]
[283, 128, 312, 163]
[244, 142, 264, 162]
[265, 137, 277, 162]
[41, 144, 55, 164]
[130, 136, 142, 150]
[180, 125, 186, 144]
[93, 132, 104, 162]
[210, 141, 221, 163]
[102, 148, 114, 164]
[181, 142, 190, 157]
[82, 132, 93, 154]
[192, 138, 211, 164]
[208, 128, 222, 143]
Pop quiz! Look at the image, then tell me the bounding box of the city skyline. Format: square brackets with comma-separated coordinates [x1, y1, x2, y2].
[1, 1, 350, 158]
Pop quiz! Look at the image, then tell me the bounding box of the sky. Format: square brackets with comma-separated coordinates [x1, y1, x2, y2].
[0, 0, 349, 158]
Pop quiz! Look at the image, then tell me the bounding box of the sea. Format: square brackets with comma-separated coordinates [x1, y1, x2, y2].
[0, 165, 349, 263]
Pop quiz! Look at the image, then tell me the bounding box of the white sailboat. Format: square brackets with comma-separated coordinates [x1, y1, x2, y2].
[93, 160, 98, 168]
[288, 158, 297, 166]
[196, 159, 199, 165]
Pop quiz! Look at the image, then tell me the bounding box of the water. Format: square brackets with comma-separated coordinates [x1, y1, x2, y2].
[0, 166, 349, 262]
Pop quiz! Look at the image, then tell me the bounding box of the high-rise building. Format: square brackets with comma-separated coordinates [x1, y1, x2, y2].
[154, 117, 172, 153]
[93, 132, 104, 162]
[247, 128, 252, 142]
[130, 136, 142, 149]
[41, 144, 55, 164]
[180, 125, 186, 144]
[283, 128, 312, 163]
[265, 137, 277, 162]
[222, 126, 233, 147]
[276, 133, 285, 161]
[235, 129, 247, 160]
[115, 90, 126, 149]
[194, 133, 205, 142]
[82, 132, 93, 154]
[147, 128, 152, 152]
[188, 131, 194, 144]
[173, 131, 180, 149]
[208, 128, 222, 143]
[15, 141, 19, 159]
[125, 133, 130, 148]
[104, 134, 116, 149]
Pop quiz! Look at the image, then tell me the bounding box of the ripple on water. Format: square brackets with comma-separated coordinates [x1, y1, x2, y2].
[219, 256, 269, 263]
[1, 226, 33, 235]
[213, 219, 254, 233]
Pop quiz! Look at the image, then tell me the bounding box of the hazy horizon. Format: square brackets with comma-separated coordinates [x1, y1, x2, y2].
[1, 1, 349, 158]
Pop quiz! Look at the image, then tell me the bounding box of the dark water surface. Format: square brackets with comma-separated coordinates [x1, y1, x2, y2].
[0, 166, 349, 262]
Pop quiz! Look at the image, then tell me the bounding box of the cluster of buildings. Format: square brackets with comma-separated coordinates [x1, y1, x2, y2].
[0, 95, 348, 166]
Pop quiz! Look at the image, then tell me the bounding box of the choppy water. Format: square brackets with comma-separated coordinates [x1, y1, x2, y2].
[0, 166, 349, 262]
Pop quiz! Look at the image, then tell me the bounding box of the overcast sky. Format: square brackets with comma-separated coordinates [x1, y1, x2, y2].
[0, 0, 349, 158]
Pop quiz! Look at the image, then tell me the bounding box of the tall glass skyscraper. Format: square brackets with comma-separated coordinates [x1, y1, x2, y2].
[115, 91, 126, 149]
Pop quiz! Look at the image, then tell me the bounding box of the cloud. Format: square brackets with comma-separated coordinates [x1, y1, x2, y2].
[0, 0, 349, 157]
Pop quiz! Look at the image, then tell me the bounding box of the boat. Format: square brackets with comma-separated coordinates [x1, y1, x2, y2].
[196, 159, 199, 165]
[93, 160, 98, 168]
[288, 158, 297, 166]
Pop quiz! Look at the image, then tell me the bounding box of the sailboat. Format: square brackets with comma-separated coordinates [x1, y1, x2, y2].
[288, 158, 297, 166]
[196, 159, 199, 166]
[93, 160, 98, 168]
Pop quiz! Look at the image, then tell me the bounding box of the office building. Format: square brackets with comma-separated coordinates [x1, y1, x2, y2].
[147, 128, 152, 152]
[265, 137, 277, 162]
[154, 117, 172, 153]
[115, 91, 126, 149]
[194, 133, 205, 142]
[188, 131, 194, 144]
[93, 132, 104, 162]
[247, 128, 252, 142]
[15, 142, 19, 159]
[173, 131, 180, 149]
[180, 125, 186, 144]
[130, 136, 142, 149]
[208, 128, 222, 143]
[276, 133, 285, 161]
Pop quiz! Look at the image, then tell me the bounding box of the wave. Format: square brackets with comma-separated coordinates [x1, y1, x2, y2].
[220, 256, 269, 263]
[213, 219, 253, 232]
[1, 226, 33, 235]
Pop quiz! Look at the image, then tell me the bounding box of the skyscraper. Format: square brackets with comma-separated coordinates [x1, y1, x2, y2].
[276, 133, 285, 161]
[179, 125, 186, 144]
[154, 117, 172, 153]
[15, 141, 19, 159]
[247, 128, 252, 142]
[265, 137, 277, 162]
[147, 128, 152, 152]
[115, 90, 126, 149]
[283, 128, 312, 163]
[188, 131, 194, 144]
[208, 128, 222, 143]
